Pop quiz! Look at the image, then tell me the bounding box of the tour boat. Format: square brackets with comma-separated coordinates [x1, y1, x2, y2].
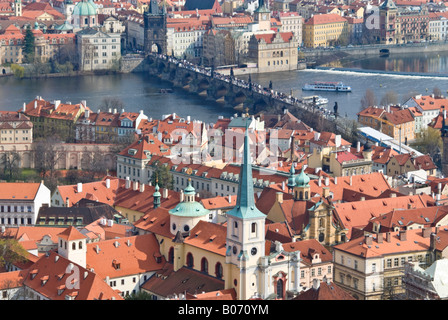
[302, 81, 351, 92]
[302, 95, 329, 106]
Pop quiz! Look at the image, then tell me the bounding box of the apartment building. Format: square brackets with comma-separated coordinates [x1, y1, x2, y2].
[333, 228, 438, 300]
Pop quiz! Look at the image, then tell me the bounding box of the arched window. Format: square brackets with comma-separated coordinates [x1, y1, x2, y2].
[277, 279, 284, 299]
[319, 218, 324, 228]
[186, 252, 194, 268]
[299, 191, 303, 200]
[305, 191, 309, 199]
[72, 242, 76, 250]
[168, 247, 174, 263]
[78, 241, 83, 249]
[201, 258, 208, 274]
[215, 262, 223, 279]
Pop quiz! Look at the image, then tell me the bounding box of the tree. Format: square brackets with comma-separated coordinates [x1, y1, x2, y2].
[125, 291, 154, 300]
[360, 89, 377, 111]
[410, 127, 442, 163]
[33, 137, 63, 180]
[10, 64, 24, 78]
[150, 160, 173, 190]
[0, 151, 21, 181]
[433, 87, 442, 98]
[0, 238, 28, 271]
[99, 96, 125, 111]
[23, 27, 35, 64]
[380, 90, 398, 106]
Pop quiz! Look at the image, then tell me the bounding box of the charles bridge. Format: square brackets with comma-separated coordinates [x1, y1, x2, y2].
[140, 53, 339, 134]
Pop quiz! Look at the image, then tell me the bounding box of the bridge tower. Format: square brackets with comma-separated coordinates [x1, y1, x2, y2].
[143, 0, 167, 55]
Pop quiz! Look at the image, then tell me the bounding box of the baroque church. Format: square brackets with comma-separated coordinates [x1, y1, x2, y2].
[133, 121, 304, 300]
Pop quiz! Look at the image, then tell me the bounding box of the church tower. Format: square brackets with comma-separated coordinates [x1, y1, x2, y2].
[143, 0, 167, 55]
[287, 163, 296, 193]
[225, 121, 266, 300]
[441, 108, 448, 178]
[293, 168, 311, 201]
[57, 226, 87, 268]
[253, 0, 271, 31]
[14, 0, 22, 17]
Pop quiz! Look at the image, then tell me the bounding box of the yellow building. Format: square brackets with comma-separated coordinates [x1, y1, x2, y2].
[303, 13, 349, 48]
[333, 228, 438, 300]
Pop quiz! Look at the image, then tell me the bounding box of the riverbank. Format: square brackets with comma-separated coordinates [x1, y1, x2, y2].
[304, 41, 448, 66]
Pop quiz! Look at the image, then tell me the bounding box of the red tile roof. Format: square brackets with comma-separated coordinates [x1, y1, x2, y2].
[86, 233, 165, 280]
[23, 251, 123, 300]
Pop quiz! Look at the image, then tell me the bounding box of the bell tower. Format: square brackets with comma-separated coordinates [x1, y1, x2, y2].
[441, 108, 448, 177]
[293, 168, 311, 201]
[225, 121, 266, 300]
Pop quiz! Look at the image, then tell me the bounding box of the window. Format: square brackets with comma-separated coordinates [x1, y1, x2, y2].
[186, 253, 194, 268]
[201, 258, 208, 274]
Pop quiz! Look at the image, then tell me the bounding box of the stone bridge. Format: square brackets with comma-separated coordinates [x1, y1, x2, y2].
[146, 54, 338, 132]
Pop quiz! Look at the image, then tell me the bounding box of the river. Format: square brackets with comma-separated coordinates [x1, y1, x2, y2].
[1, 51, 448, 122]
[0, 72, 235, 124]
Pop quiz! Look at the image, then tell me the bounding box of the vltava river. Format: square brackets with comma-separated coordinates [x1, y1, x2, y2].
[1, 51, 448, 122]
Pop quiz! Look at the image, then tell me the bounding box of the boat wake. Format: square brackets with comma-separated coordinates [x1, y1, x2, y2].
[307, 67, 448, 80]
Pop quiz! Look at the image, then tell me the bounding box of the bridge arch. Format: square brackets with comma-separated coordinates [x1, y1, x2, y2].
[234, 91, 247, 105]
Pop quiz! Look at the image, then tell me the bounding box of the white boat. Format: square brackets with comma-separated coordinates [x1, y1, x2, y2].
[302, 95, 329, 106]
[302, 81, 351, 92]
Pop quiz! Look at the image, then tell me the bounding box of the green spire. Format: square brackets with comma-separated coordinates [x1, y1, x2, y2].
[295, 168, 310, 187]
[226, 123, 265, 220]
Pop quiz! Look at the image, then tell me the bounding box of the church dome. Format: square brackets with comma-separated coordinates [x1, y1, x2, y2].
[169, 180, 209, 217]
[294, 168, 310, 187]
[73, 0, 97, 16]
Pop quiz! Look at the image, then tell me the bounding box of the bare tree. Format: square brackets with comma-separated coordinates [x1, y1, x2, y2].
[360, 89, 377, 111]
[380, 90, 398, 107]
[33, 137, 63, 180]
[0, 151, 21, 181]
[433, 87, 442, 98]
[99, 97, 125, 111]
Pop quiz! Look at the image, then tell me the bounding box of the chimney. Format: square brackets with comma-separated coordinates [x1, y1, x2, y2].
[365, 234, 373, 245]
[23, 102, 26, 112]
[77, 183, 82, 193]
[133, 181, 139, 191]
[349, 175, 352, 186]
[276, 192, 283, 204]
[335, 135, 341, 148]
[312, 278, 320, 290]
[318, 177, 322, 187]
[163, 188, 169, 199]
[65, 197, 70, 207]
[386, 232, 391, 242]
[429, 232, 438, 251]
[322, 187, 330, 198]
[377, 233, 383, 244]
[228, 194, 232, 204]
[334, 177, 337, 185]
[399, 230, 407, 241]
[106, 178, 110, 189]
[422, 227, 432, 238]
[282, 181, 285, 191]
[34, 100, 37, 109]
[85, 109, 90, 119]
[325, 177, 329, 186]
[390, 193, 396, 198]
[357, 141, 361, 153]
[140, 183, 145, 192]
[180, 190, 185, 202]
[54, 100, 61, 110]
[125, 177, 131, 189]
[81, 100, 87, 108]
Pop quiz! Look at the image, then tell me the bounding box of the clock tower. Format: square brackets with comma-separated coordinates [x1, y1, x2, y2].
[225, 120, 266, 300]
[254, 0, 271, 31]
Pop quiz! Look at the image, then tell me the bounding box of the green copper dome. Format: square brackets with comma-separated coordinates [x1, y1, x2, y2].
[295, 168, 310, 187]
[73, 0, 97, 16]
[169, 179, 209, 217]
